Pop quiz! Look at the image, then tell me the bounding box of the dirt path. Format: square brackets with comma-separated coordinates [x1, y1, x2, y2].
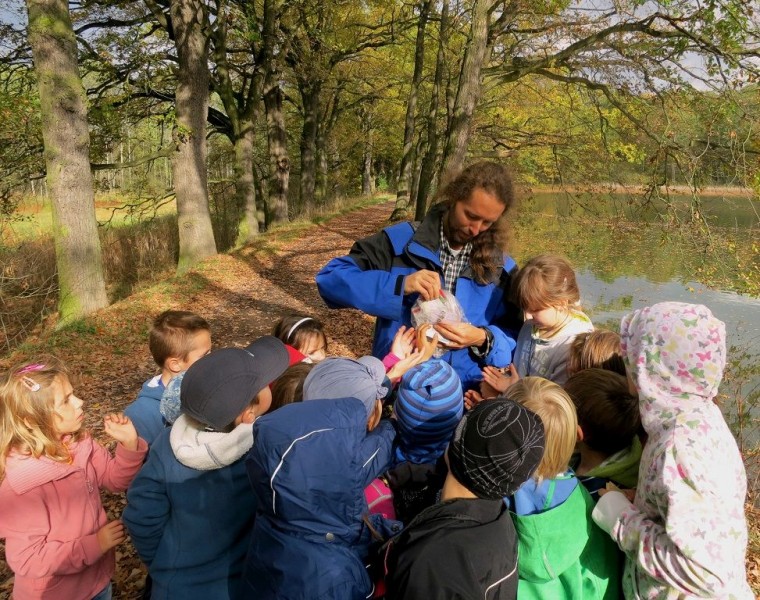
[0, 200, 397, 600]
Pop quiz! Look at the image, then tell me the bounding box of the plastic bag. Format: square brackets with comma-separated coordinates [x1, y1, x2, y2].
[411, 291, 468, 357]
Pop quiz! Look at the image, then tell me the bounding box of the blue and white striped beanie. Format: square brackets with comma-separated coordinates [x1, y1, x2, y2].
[394, 359, 463, 465]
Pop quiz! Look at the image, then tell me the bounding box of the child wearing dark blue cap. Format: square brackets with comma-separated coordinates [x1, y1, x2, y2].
[124, 336, 289, 600]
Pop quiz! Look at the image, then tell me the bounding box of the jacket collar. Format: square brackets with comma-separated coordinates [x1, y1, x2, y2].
[403, 203, 445, 268]
[408, 497, 506, 531]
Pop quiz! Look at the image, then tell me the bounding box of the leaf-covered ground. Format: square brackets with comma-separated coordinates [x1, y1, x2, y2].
[0, 199, 757, 598]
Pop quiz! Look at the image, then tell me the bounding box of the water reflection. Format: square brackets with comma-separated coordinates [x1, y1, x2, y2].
[513, 193, 760, 455]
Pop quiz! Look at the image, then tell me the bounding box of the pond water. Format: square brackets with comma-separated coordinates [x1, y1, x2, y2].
[514, 191, 760, 456]
[527, 190, 760, 229]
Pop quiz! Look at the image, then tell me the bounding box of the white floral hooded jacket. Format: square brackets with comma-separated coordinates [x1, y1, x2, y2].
[609, 302, 752, 599]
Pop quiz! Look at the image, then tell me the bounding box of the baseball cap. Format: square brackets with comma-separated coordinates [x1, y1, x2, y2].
[181, 336, 289, 430]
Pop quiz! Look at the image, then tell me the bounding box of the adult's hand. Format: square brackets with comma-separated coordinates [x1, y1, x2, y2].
[403, 270, 441, 300]
[433, 322, 486, 349]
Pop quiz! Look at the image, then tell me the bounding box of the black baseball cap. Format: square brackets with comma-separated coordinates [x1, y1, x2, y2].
[180, 336, 289, 430]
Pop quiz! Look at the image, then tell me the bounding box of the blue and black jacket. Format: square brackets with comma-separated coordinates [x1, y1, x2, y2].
[316, 203, 522, 390]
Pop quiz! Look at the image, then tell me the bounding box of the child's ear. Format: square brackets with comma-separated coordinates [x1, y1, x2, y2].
[237, 405, 257, 425]
[576, 425, 584, 442]
[366, 399, 383, 432]
[165, 356, 184, 375]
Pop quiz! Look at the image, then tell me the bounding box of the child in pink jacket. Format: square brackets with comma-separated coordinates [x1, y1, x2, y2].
[592, 302, 753, 599]
[0, 360, 147, 600]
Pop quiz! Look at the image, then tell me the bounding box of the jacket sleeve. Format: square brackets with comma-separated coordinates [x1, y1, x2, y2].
[123, 444, 170, 568]
[0, 489, 103, 577]
[610, 440, 734, 597]
[90, 437, 148, 493]
[477, 265, 522, 367]
[481, 325, 517, 368]
[316, 231, 408, 322]
[358, 419, 397, 487]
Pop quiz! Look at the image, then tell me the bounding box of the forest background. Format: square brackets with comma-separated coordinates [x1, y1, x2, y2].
[0, 0, 759, 594]
[1, 0, 759, 340]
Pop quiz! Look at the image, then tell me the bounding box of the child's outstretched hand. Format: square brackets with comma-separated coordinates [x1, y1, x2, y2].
[415, 324, 438, 362]
[481, 364, 520, 395]
[97, 519, 126, 554]
[464, 389, 484, 410]
[386, 325, 439, 382]
[390, 325, 417, 360]
[104, 413, 138, 451]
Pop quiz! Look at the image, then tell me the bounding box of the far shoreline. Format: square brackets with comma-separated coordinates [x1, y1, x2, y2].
[528, 183, 756, 198]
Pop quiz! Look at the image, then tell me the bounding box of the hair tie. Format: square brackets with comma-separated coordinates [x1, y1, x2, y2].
[287, 317, 314, 341]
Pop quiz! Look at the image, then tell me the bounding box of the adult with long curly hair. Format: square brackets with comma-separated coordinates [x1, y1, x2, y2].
[316, 161, 522, 389]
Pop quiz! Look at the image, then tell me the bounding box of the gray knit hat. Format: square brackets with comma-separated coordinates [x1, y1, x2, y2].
[302, 356, 391, 417]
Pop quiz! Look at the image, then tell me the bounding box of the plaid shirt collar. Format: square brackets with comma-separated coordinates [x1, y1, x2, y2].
[439, 218, 472, 293]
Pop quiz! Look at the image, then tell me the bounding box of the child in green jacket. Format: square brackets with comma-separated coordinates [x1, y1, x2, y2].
[506, 377, 621, 600]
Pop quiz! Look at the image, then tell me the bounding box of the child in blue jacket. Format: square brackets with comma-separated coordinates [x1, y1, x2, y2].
[244, 356, 399, 599]
[124, 310, 211, 445]
[124, 337, 289, 600]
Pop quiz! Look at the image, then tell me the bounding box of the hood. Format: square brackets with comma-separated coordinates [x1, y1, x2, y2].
[140, 374, 165, 401]
[4, 435, 93, 494]
[531, 311, 593, 343]
[169, 414, 253, 470]
[512, 485, 592, 582]
[620, 302, 726, 436]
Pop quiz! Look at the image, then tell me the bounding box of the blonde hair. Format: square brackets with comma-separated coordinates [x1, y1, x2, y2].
[513, 254, 580, 312]
[567, 330, 626, 377]
[507, 377, 577, 481]
[0, 359, 81, 478]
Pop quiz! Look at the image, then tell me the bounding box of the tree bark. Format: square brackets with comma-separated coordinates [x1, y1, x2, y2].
[234, 124, 261, 244]
[361, 108, 375, 196]
[439, 0, 491, 181]
[262, 0, 289, 223]
[170, 0, 217, 274]
[415, 0, 449, 219]
[298, 79, 321, 210]
[390, 0, 431, 221]
[26, 0, 108, 323]
[264, 80, 290, 223]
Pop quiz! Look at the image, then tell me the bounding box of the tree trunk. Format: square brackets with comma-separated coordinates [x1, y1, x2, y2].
[262, 0, 289, 223]
[390, 0, 431, 221]
[264, 79, 290, 223]
[409, 134, 425, 211]
[439, 0, 490, 181]
[361, 111, 374, 196]
[170, 0, 217, 274]
[416, 0, 449, 219]
[234, 124, 260, 244]
[26, 0, 108, 323]
[299, 80, 321, 210]
[315, 131, 328, 204]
